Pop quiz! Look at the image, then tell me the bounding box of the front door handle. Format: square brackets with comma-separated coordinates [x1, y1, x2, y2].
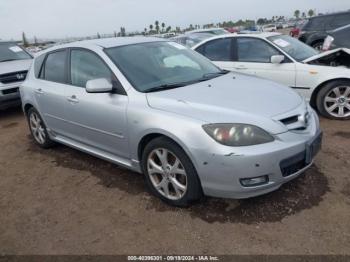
[35, 88, 44, 94]
[67, 95, 79, 104]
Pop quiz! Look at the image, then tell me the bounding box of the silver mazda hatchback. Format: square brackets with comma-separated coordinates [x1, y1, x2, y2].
[21, 37, 322, 206]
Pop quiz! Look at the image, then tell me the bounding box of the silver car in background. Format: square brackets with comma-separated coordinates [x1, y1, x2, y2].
[21, 37, 322, 206]
[0, 42, 32, 110]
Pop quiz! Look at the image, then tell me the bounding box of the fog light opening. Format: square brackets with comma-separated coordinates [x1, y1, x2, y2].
[240, 175, 269, 187]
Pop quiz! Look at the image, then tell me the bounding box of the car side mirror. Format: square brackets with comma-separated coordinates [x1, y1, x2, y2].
[86, 78, 113, 93]
[271, 55, 285, 64]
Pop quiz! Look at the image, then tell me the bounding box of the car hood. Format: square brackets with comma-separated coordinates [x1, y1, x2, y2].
[303, 47, 350, 63]
[146, 73, 304, 134]
[0, 59, 32, 75]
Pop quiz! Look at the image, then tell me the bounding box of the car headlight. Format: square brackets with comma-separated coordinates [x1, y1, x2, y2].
[202, 124, 274, 146]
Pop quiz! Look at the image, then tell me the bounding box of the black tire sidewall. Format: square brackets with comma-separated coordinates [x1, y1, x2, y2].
[316, 80, 350, 120]
[141, 137, 203, 207]
[27, 108, 55, 148]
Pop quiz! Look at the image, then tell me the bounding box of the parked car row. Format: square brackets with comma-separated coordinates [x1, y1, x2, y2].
[20, 37, 322, 206]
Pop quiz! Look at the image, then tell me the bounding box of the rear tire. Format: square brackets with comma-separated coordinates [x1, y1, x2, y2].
[312, 41, 324, 51]
[141, 137, 203, 207]
[27, 107, 55, 148]
[316, 80, 350, 120]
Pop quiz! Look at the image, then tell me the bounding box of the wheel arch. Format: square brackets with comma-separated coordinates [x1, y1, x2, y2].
[310, 78, 350, 108]
[136, 131, 199, 171]
[23, 103, 34, 116]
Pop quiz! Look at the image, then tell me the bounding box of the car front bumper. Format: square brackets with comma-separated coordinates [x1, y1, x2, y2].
[191, 112, 322, 199]
[0, 82, 22, 110]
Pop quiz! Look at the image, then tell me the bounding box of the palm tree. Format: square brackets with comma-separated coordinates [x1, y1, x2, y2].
[308, 9, 315, 17]
[155, 21, 160, 33]
[149, 24, 153, 34]
[161, 22, 165, 33]
[294, 10, 300, 19]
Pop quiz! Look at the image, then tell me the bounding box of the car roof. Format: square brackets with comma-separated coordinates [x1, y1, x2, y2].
[185, 28, 226, 34]
[43, 37, 165, 52]
[200, 32, 280, 41]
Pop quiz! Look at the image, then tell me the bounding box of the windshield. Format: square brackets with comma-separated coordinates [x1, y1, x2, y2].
[105, 41, 223, 92]
[0, 43, 32, 62]
[268, 35, 319, 62]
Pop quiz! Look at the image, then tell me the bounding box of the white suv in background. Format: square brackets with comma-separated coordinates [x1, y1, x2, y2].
[0, 42, 32, 110]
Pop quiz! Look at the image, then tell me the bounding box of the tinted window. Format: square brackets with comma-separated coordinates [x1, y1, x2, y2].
[331, 13, 350, 28]
[237, 38, 280, 63]
[200, 38, 232, 61]
[70, 49, 113, 88]
[44, 50, 67, 83]
[303, 16, 334, 31]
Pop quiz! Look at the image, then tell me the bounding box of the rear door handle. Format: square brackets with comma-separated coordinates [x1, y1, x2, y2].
[67, 95, 79, 104]
[35, 88, 44, 94]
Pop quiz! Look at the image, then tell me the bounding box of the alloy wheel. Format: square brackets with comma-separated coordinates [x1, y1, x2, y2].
[324, 86, 350, 118]
[29, 112, 46, 144]
[147, 148, 187, 200]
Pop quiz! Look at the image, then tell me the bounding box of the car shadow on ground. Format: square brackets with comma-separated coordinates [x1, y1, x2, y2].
[26, 136, 330, 225]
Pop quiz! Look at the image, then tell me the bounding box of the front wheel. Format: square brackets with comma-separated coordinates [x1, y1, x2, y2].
[27, 108, 55, 148]
[316, 80, 350, 120]
[141, 137, 203, 207]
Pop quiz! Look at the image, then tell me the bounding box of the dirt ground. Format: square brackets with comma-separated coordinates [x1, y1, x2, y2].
[0, 107, 349, 255]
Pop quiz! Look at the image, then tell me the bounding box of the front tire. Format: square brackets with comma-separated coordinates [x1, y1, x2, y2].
[141, 137, 203, 207]
[316, 80, 350, 120]
[27, 108, 55, 148]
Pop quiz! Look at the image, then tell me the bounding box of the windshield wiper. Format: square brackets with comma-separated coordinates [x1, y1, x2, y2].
[202, 70, 230, 79]
[145, 83, 187, 93]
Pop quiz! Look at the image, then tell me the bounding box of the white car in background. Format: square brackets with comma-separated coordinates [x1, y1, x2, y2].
[262, 24, 277, 32]
[192, 33, 350, 120]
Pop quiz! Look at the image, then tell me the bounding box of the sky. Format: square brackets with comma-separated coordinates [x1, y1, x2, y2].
[0, 0, 349, 40]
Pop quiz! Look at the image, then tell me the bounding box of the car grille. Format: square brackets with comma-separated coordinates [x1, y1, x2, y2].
[2, 87, 19, 95]
[0, 71, 27, 84]
[280, 151, 307, 177]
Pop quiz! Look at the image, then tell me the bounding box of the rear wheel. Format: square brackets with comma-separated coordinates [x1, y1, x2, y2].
[312, 41, 324, 51]
[316, 80, 350, 120]
[27, 108, 55, 148]
[141, 137, 203, 207]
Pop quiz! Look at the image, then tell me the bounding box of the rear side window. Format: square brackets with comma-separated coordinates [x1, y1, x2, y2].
[236, 38, 280, 63]
[43, 50, 67, 83]
[303, 16, 334, 31]
[197, 38, 232, 61]
[70, 49, 113, 88]
[331, 13, 350, 29]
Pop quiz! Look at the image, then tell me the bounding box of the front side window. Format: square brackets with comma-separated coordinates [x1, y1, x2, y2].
[237, 38, 280, 63]
[198, 38, 232, 61]
[105, 41, 222, 92]
[44, 50, 67, 83]
[0, 43, 32, 62]
[70, 49, 112, 88]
